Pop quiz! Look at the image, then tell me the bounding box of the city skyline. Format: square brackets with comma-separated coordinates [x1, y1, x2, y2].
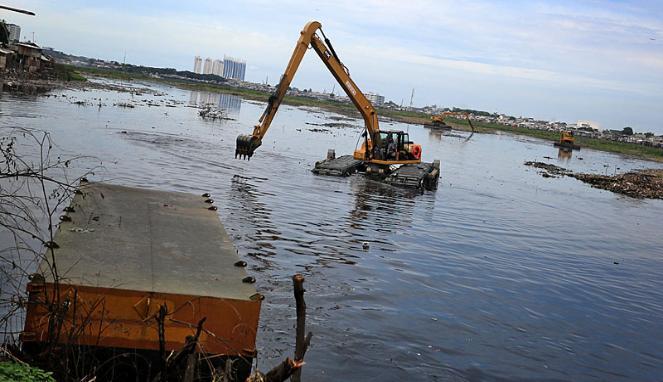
[192, 55, 245, 81]
[6, 0, 663, 133]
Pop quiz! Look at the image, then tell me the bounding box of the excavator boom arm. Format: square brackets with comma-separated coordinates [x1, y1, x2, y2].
[236, 21, 379, 159]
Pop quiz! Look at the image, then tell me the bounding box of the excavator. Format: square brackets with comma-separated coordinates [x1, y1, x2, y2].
[424, 111, 475, 133]
[235, 21, 439, 190]
[553, 130, 580, 150]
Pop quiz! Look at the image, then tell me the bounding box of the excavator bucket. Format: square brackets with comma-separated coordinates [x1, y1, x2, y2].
[235, 135, 262, 160]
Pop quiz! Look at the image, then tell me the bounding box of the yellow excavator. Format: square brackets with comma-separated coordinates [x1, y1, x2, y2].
[553, 130, 580, 150]
[424, 111, 475, 132]
[236, 21, 439, 190]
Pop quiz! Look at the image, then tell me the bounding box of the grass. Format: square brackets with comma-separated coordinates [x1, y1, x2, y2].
[53, 64, 87, 82]
[70, 65, 663, 162]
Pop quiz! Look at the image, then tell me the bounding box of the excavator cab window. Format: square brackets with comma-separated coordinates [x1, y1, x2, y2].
[374, 131, 413, 160]
[398, 132, 412, 160]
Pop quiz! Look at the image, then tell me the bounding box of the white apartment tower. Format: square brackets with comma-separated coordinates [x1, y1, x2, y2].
[193, 56, 202, 74]
[203, 58, 213, 75]
[212, 59, 224, 76]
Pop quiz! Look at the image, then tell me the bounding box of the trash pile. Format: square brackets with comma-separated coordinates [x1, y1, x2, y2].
[198, 106, 231, 121]
[573, 170, 663, 199]
[524, 161, 571, 178]
[525, 162, 663, 199]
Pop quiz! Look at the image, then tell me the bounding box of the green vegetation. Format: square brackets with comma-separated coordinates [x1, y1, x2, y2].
[70, 65, 663, 162]
[0, 362, 55, 382]
[53, 64, 87, 82]
[447, 118, 663, 162]
[72, 65, 150, 81]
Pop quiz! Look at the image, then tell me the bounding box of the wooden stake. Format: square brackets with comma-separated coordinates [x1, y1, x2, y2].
[291, 274, 311, 382]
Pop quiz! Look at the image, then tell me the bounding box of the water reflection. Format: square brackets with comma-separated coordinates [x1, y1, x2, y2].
[228, 175, 280, 269]
[428, 128, 443, 142]
[558, 147, 572, 161]
[347, 177, 417, 235]
[188, 91, 242, 114]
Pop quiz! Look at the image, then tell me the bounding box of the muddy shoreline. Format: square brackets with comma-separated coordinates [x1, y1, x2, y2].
[0, 76, 154, 95]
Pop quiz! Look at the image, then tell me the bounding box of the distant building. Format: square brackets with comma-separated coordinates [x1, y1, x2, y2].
[212, 59, 224, 76]
[203, 57, 213, 75]
[6, 23, 20, 42]
[193, 56, 202, 74]
[0, 47, 15, 70]
[13, 42, 45, 73]
[365, 92, 385, 106]
[223, 56, 246, 81]
[576, 120, 599, 131]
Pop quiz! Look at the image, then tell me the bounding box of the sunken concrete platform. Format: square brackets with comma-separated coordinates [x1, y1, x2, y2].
[22, 182, 261, 358]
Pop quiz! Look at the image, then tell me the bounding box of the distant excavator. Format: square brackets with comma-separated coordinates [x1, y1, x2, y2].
[236, 21, 439, 190]
[554, 130, 580, 150]
[424, 111, 476, 133]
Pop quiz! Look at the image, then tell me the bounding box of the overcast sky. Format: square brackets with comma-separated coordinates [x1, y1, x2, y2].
[5, 0, 663, 133]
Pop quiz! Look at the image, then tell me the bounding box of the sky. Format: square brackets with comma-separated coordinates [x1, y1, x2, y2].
[4, 0, 663, 133]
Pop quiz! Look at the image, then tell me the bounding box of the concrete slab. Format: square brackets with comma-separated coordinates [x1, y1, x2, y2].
[24, 182, 261, 357]
[40, 182, 256, 301]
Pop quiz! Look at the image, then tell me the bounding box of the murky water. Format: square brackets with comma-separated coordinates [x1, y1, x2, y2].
[2, 81, 663, 381]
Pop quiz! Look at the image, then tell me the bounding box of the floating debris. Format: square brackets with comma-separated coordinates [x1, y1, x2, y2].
[523, 161, 572, 178]
[525, 162, 663, 199]
[198, 106, 233, 121]
[116, 102, 135, 108]
[305, 121, 355, 129]
[574, 170, 663, 199]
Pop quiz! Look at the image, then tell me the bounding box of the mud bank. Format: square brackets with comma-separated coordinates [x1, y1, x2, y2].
[525, 161, 663, 199]
[1, 76, 155, 96]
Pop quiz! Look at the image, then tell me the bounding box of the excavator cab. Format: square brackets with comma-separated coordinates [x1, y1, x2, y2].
[554, 130, 580, 150]
[374, 131, 420, 161]
[353, 130, 422, 164]
[560, 131, 574, 144]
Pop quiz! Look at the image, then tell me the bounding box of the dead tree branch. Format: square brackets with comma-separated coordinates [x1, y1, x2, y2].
[291, 274, 311, 382]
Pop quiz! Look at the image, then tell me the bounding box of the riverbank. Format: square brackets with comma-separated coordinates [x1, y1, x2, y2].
[45, 65, 663, 163]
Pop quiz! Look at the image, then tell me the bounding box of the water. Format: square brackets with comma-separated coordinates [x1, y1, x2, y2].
[1, 81, 662, 381]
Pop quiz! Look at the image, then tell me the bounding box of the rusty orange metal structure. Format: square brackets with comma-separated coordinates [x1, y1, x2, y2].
[23, 283, 261, 356]
[22, 182, 261, 360]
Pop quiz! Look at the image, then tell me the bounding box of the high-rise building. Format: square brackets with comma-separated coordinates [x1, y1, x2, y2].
[212, 59, 224, 76]
[193, 56, 202, 74]
[203, 58, 213, 75]
[365, 93, 385, 106]
[223, 56, 246, 81]
[6, 24, 20, 42]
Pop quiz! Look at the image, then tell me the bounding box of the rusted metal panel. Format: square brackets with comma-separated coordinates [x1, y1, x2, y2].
[23, 282, 260, 356]
[22, 182, 261, 356]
